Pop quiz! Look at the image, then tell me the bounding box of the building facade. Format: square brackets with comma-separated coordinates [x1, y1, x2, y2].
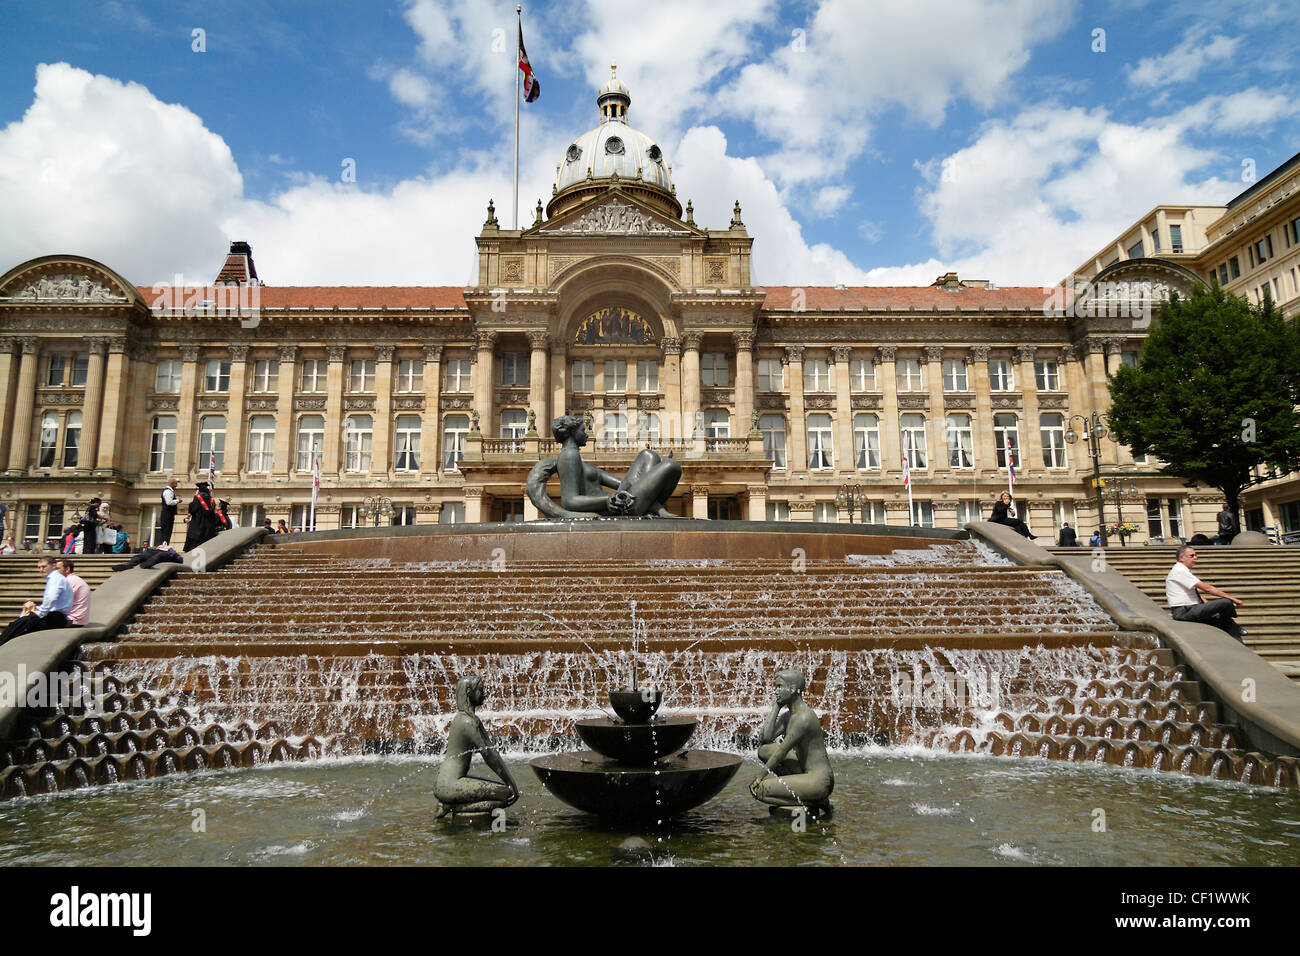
[0, 74, 1230, 547]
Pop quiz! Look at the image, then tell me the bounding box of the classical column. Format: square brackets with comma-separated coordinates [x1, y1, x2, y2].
[272, 345, 298, 476]
[323, 344, 347, 475]
[877, 346, 900, 477]
[1061, 343, 1083, 435]
[6, 337, 40, 473]
[831, 345, 853, 474]
[681, 331, 703, 439]
[691, 483, 709, 519]
[1104, 338, 1133, 465]
[549, 339, 567, 426]
[733, 329, 756, 439]
[1016, 344, 1041, 476]
[1086, 339, 1117, 466]
[172, 345, 201, 480]
[372, 344, 394, 477]
[785, 346, 806, 472]
[746, 483, 767, 521]
[225, 344, 250, 477]
[968, 346, 994, 474]
[421, 344, 442, 474]
[78, 338, 108, 471]
[924, 346, 946, 475]
[660, 337, 681, 440]
[789, 500, 815, 523]
[473, 330, 498, 435]
[463, 486, 484, 523]
[0, 339, 18, 463]
[95, 337, 130, 473]
[527, 330, 550, 430]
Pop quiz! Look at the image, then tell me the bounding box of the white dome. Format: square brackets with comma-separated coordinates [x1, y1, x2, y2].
[555, 121, 672, 194]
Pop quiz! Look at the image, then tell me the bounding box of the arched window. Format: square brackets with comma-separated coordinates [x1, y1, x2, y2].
[945, 413, 973, 468]
[994, 413, 1020, 469]
[807, 414, 833, 470]
[149, 416, 177, 472]
[1040, 413, 1067, 468]
[345, 416, 373, 472]
[853, 413, 880, 470]
[444, 415, 469, 471]
[395, 415, 421, 471]
[246, 416, 276, 473]
[900, 414, 928, 469]
[62, 411, 82, 468]
[197, 415, 226, 473]
[702, 409, 730, 439]
[296, 415, 324, 472]
[38, 412, 58, 467]
[760, 414, 787, 469]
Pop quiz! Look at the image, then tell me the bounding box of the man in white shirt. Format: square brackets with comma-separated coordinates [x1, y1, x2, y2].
[0, 556, 73, 645]
[159, 478, 180, 547]
[56, 557, 91, 627]
[1164, 545, 1246, 642]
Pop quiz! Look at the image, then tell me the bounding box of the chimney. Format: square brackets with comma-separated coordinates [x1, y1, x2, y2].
[215, 240, 259, 285]
[934, 271, 961, 291]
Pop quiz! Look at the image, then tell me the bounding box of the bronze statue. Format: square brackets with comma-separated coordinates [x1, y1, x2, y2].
[433, 675, 520, 817]
[749, 669, 834, 812]
[526, 414, 682, 519]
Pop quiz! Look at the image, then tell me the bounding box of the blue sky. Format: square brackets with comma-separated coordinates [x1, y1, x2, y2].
[0, 0, 1296, 288]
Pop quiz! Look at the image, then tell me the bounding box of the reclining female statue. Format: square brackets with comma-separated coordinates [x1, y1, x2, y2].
[433, 675, 520, 817]
[749, 669, 835, 813]
[526, 414, 682, 519]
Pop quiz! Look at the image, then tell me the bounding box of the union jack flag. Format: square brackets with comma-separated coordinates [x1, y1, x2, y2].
[518, 23, 540, 103]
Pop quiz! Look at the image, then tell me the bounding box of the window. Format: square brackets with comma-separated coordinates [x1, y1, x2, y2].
[807, 414, 834, 470]
[1167, 498, 1183, 539]
[445, 359, 472, 392]
[1146, 499, 1162, 538]
[757, 358, 784, 391]
[1169, 224, 1183, 254]
[1034, 359, 1060, 391]
[23, 505, 42, 546]
[204, 359, 230, 392]
[702, 409, 730, 438]
[499, 501, 526, 523]
[394, 505, 417, 526]
[242, 504, 266, 529]
[1152, 229, 1161, 254]
[1279, 500, 1300, 533]
[900, 414, 927, 469]
[439, 503, 466, 524]
[39, 411, 58, 467]
[957, 500, 982, 525]
[1128, 240, 1144, 259]
[1052, 501, 1074, 535]
[46, 355, 66, 387]
[571, 360, 594, 392]
[1229, 256, 1241, 279]
[250, 359, 278, 393]
[1121, 351, 1139, 369]
[149, 416, 177, 472]
[942, 359, 968, 391]
[1218, 263, 1230, 285]
[896, 359, 924, 392]
[994, 413, 1020, 468]
[296, 416, 324, 472]
[945, 413, 973, 468]
[636, 360, 659, 392]
[155, 359, 182, 393]
[988, 359, 1014, 391]
[500, 409, 527, 443]
[600, 410, 627, 444]
[604, 359, 628, 392]
[62, 411, 81, 468]
[290, 505, 316, 533]
[760, 414, 787, 469]
[853, 414, 880, 469]
[1040, 413, 1067, 468]
[849, 358, 875, 391]
[499, 353, 529, 387]
[301, 359, 328, 393]
[395, 415, 421, 471]
[197, 416, 226, 473]
[1253, 236, 1273, 266]
[803, 358, 832, 391]
[635, 412, 661, 444]
[860, 501, 886, 524]
[70, 355, 88, 387]
[349, 359, 375, 393]
[396, 359, 424, 393]
[813, 502, 837, 523]
[246, 416, 276, 473]
[444, 415, 469, 470]
[701, 353, 729, 387]
[912, 501, 934, 528]
[766, 501, 790, 521]
[345, 416, 373, 471]
[47, 504, 64, 542]
[1290, 217, 1300, 246]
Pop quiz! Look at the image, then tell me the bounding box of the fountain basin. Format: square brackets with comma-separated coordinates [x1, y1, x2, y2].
[576, 716, 695, 763]
[529, 749, 742, 819]
[608, 690, 662, 723]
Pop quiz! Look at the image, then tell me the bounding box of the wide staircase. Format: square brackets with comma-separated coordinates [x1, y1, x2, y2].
[1048, 545, 1300, 680]
[0, 554, 121, 621]
[3, 534, 1297, 798]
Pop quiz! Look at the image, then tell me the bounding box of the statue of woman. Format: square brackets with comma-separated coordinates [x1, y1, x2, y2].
[749, 669, 834, 811]
[433, 675, 520, 817]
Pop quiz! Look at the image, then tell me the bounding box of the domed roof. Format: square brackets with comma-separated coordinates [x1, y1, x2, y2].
[548, 64, 680, 220]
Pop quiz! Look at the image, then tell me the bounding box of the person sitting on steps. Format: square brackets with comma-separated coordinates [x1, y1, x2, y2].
[1165, 544, 1247, 642]
[990, 491, 1034, 539]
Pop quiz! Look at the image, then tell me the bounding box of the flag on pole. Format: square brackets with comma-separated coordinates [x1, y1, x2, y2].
[1006, 439, 1017, 517]
[207, 450, 216, 490]
[309, 444, 320, 532]
[518, 21, 540, 102]
[901, 448, 915, 526]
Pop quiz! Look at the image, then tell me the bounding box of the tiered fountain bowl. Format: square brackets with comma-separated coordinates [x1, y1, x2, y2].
[530, 689, 742, 820]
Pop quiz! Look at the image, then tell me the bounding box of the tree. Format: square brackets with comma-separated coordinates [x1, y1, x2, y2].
[1107, 282, 1300, 520]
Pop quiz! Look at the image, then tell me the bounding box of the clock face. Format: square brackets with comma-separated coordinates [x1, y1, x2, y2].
[573, 307, 657, 346]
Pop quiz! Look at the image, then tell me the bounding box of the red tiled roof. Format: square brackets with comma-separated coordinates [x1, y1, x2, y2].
[759, 286, 1059, 310]
[136, 286, 469, 309]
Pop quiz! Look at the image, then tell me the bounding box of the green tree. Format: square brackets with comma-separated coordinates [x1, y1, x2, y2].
[1107, 282, 1300, 521]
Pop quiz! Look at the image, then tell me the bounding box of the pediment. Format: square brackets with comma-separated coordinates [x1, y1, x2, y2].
[534, 192, 696, 238]
[0, 255, 143, 306]
[1080, 258, 1202, 305]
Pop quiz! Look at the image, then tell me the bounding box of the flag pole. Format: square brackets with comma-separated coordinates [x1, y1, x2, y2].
[514, 5, 521, 230]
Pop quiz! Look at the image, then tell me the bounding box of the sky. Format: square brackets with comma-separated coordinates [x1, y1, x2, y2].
[0, 0, 1297, 290]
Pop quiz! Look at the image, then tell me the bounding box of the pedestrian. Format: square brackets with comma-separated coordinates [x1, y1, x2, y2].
[55, 557, 91, 627]
[262, 518, 274, 533]
[0, 501, 8, 540]
[216, 499, 233, 531]
[96, 500, 115, 553]
[158, 477, 180, 546]
[113, 525, 129, 553]
[0, 556, 73, 646]
[112, 541, 183, 572]
[1057, 521, 1078, 547]
[80, 498, 102, 554]
[1215, 503, 1239, 546]
[1088, 530, 1102, 547]
[61, 527, 77, 554]
[183, 482, 219, 551]
[1164, 545, 1247, 641]
[0, 537, 15, 555]
[276, 519, 289, 534]
[990, 491, 1034, 538]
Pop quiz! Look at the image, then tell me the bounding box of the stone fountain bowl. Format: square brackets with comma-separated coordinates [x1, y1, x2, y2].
[530, 749, 743, 820]
[576, 716, 695, 763]
[608, 689, 662, 723]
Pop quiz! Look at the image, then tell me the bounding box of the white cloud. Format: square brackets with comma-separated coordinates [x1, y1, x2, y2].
[387, 68, 435, 109]
[812, 185, 851, 217]
[1128, 31, 1240, 89]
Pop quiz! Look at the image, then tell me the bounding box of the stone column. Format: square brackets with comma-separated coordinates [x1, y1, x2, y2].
[473, 330, 498, 436]
[549, 339, 567, 426]
[373, 344, 394, 477]
[6, 337, 40, 473]
[95, 337, 130, 474]
[421, 344, 442, 475]
[172, 345, 201, 480]
[78, 338, 108, 471]
[923, 346, 946, 475]
[527, 330, 550, 430]
[0, 339, 18, 463]
[968, 346, 994, 474]
[323, 344, 347, 475]
[1086, 339, 1117, 465]
[1016, 344, 1041, 476]
[691, 483, 709, 519]
[660, 337, 681, 440]
[831, 345, 853, 474]
[272, 345, 298, 476]
[225, 344, 250, 476]
[464, 486, 484, 523]
[681, 331, 703, 439]
[746, 483, 767, 521]
[1105, 338, 1133, 465]
[877, 346, 900, 477]
[733, 329, 756, 440]
[785, 346, 806, 472]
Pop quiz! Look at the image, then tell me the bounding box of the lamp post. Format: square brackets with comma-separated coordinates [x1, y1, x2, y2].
[1064, 411, 1116, 547]
[360, 495, 393, 527]
[834, 483, 866, 524]
[1104, 476, 1139, 546]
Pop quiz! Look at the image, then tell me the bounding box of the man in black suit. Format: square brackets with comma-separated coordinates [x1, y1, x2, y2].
[1057, 522, 1078, 547]
[79, 498, 102, 554]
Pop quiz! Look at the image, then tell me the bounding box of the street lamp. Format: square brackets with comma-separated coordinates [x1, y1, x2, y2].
[834, 483, 866, 524]
[1103, 476, 1139, 546]
[359, 495, 394, 527]
[1064, 411, 1116, 546]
